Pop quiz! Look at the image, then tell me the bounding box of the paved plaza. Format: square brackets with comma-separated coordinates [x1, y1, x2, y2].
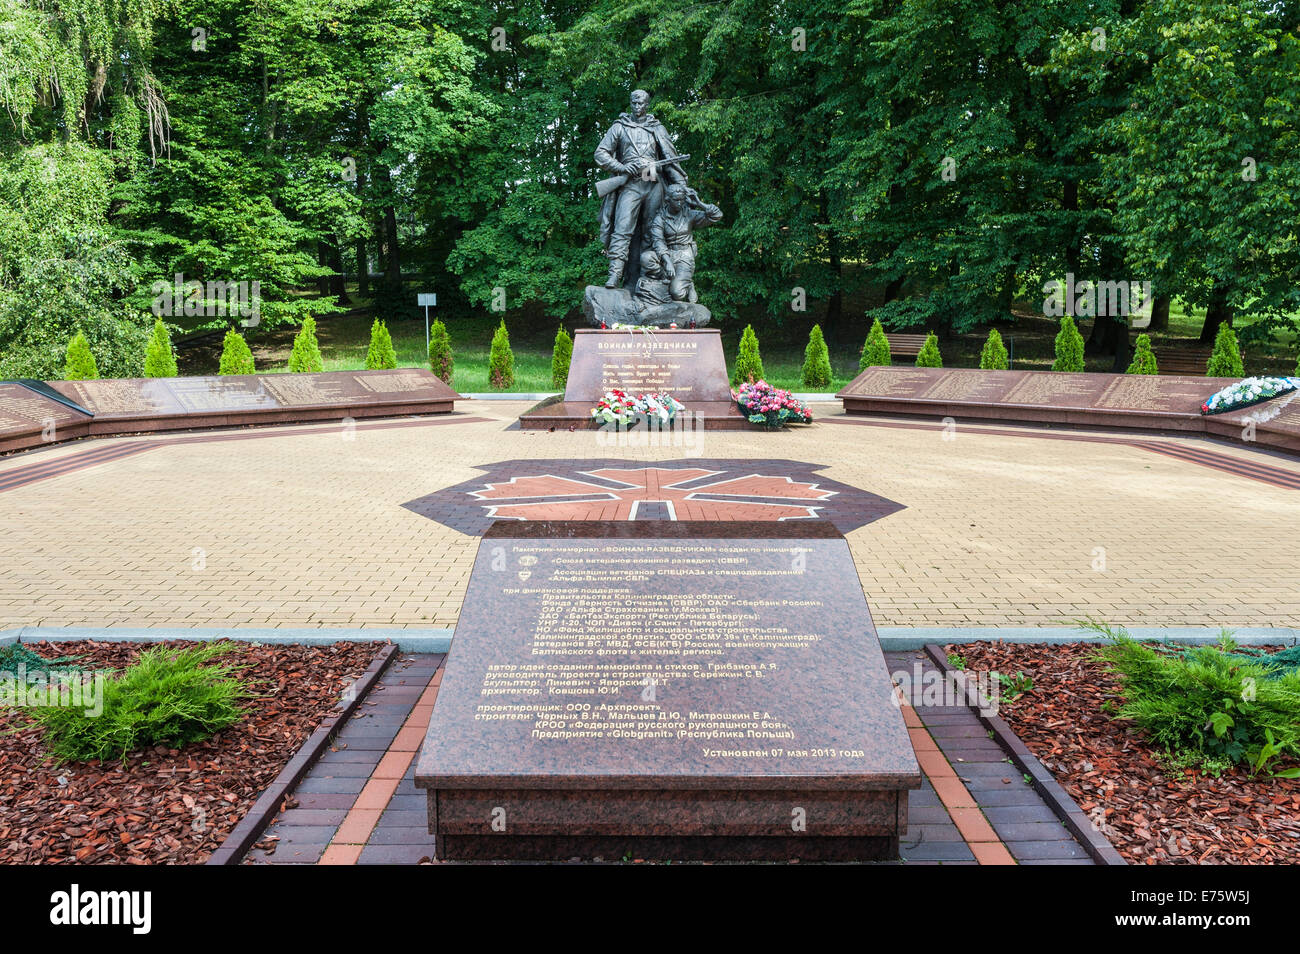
[2, 401, 1298, 633]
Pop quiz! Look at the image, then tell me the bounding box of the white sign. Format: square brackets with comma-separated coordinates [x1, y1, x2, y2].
[417, 293, 437, 307]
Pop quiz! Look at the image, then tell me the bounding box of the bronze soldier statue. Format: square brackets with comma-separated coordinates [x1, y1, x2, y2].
[649, 182, 722, 304]
[594, 89, 688, 290]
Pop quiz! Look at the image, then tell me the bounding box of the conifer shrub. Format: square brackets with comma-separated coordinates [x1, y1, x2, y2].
[63, 332, 99, 380]
[551, 326, 573, 390]
[1051, 315, 1085, 372]
[1206, 322, 1245, 378]
[288, 316, 324, 373]
[979, 328, 1009, 370]
[143, 318, 178, 377]
[365, 319, 397, 370]
[217, 330, 256, 375]
[1126, 333, 1158, 374]
[915, 331, 942, 368]
[428, 319, 453, 384]
[800, 324, 832, 389]
[488, 319, 514, 389]
[860, 318, 891, 369]
[731, 324, 765, 386]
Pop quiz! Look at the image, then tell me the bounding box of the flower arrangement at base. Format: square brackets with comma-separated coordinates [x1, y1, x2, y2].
[734, 380, 813, 428]
[1200, 376, 1298, 415]
[590, 389, 685, 427]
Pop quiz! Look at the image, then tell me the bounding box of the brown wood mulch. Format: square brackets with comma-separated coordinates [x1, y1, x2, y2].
[0, 639, 382, 864]
[949, 641, 1300, 865]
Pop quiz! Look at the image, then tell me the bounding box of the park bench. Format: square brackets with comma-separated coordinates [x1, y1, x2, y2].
[885, 333, 930, 360]
[1153, 347, 1211, 376]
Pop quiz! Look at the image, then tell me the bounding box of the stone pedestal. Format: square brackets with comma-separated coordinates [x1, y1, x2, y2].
[415, 520, 922, 861]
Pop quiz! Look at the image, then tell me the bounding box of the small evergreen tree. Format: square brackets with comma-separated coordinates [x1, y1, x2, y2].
[143, 318, 178, 377]
[488, 319, 514, 389]
[63, 332, 99, 380]
[218, 330, 256, 375]
[365, 319, 397, 370]
[1051, 315, 1085, 372]
[979, 328, 1009, 370]
[801, 324, 833, 389]
[731, 324, 766, 385]
[288, 316, 324, 373]
[1206, 322, 1245, 377]
[915, 332, 942, 368]
[428, 319, 453, 384]
[1126, 334, 1158, 374]
[551, 326, 573, 390]
[860, 318, 891, 369]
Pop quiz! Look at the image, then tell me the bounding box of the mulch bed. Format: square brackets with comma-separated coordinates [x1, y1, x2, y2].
[0, 639, 382, 864]
[949, 641, 1300, 865]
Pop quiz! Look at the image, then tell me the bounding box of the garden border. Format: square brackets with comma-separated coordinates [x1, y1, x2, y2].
[922, 643, 1127, 865]
[205, 643, 399, 865]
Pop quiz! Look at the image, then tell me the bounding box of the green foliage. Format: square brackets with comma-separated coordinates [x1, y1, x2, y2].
[428, 319, 454, 384]
[488, 320, 514, 389]
[947, 652, 966, 671]
[979, 328, 1009, 370]
[288, 317, 324, 373]
[550, 326, 573, 391]
[63, 332, 99, 380]
[997, 671, 1034, 702]
[731, 325, 766, 386]
[217, 331, 255, 375]
[914, 332, 942, 368]
[860, 318, 891, 370]
[1087, 622, 1300, 774]
[1207, 322, 1245, 377]
[29, 643, 251, 763]
[1127, 334, 1158, 374]
[365, 320, 397, 370]
[0, 644, 82, 679]
[800, 324, 832, 389]
[1051, 316, 1085, 372]
[143, 318, 178, 377]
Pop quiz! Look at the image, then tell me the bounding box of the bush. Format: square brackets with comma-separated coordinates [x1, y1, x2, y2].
[428, 319, 453, 384]
[288, 316, 324, 373]
[365, 319, 397, 370]
[550, 326, 573, 390]
[915, 331, 942, 368]
[143, 318, 178, 377]
[1051, 315, 1085, 372]
[731, 324, 765, 386]
[979, 328, 1009, 370]
[30, 643, 251, 763]
[63, 332, 99, 380]
[1089, 622, 1300, 775]
[1126, 333, 1158, 374]
[801, 324, 833, 389]
[217, 330, 256, 375]
[1207, 322, 1245, 377]
[860, 318, 891, 369]
[488, 319, 514, 389]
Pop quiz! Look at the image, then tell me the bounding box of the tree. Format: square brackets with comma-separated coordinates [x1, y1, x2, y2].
[860, 318, 891, 369]
[64, 333, 99, 380]
[218, 331, 255, 375]
[144, 319, 178, 377]
[979, 329, 1009, 370]
[488, 320, 514, 389]
[1126, 334, 1158, 374]
[288, 317, 324, 373]
[732, 325, 765, 386]
[801, 325, 832, 389]
[551, 327, 573, 391]
[365, 320, 397, 370]
[915, 332, 942, 368]
[428, 319, 453, 384]
[1052, 316, 1085, 372]
[1206, 322, 1245, 377]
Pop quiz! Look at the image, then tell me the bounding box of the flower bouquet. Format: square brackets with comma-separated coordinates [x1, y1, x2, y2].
[590, 389, 685, 428]
[1200, 376, 1298, 415]
[734, 380, 813, 428]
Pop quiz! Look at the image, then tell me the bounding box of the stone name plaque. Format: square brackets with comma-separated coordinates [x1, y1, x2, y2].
[562, 328, 732, 403]
[0, 382, 92, 453]
[415, 520, 920, 861]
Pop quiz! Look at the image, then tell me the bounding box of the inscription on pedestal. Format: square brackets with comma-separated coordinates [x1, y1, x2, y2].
[415, 520, 920, 861]
[563, 329, 732, 403]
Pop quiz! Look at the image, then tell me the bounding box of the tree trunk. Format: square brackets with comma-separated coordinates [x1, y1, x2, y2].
[1199, 283, 1233, 343]
[1111, 320, 1131, 371]
[383, 204, 402, 299]
[356, 238, 369, 298]
[1148, 293, 1170, 333]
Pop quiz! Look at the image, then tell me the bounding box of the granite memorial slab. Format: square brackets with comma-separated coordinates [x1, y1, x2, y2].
[415, 520, 921, 861]
[0, 382, 93, 454]
[521, 328, 745, 429]
[50, 369, 460, 436]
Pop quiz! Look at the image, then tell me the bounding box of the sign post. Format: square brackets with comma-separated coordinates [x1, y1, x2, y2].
[417, 292, 437, 354]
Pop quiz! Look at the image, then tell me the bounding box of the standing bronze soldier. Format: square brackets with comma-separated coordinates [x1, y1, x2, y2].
[594, 89, 688, 290]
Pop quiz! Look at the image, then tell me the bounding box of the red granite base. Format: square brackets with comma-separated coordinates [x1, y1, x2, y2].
[437, 833, 901, 862]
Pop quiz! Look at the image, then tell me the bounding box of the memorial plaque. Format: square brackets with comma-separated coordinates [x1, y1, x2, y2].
[1000, 372, 1104, 408]
[415, 520, 920, 861]
[562, 328, 732, 403]
[56, 378, 186, 418]
[919, 369, 1016, 404]
[0, 382, 91, 453]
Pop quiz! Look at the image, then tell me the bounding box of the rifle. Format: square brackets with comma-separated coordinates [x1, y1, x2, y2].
[595, 154, 691, 199]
